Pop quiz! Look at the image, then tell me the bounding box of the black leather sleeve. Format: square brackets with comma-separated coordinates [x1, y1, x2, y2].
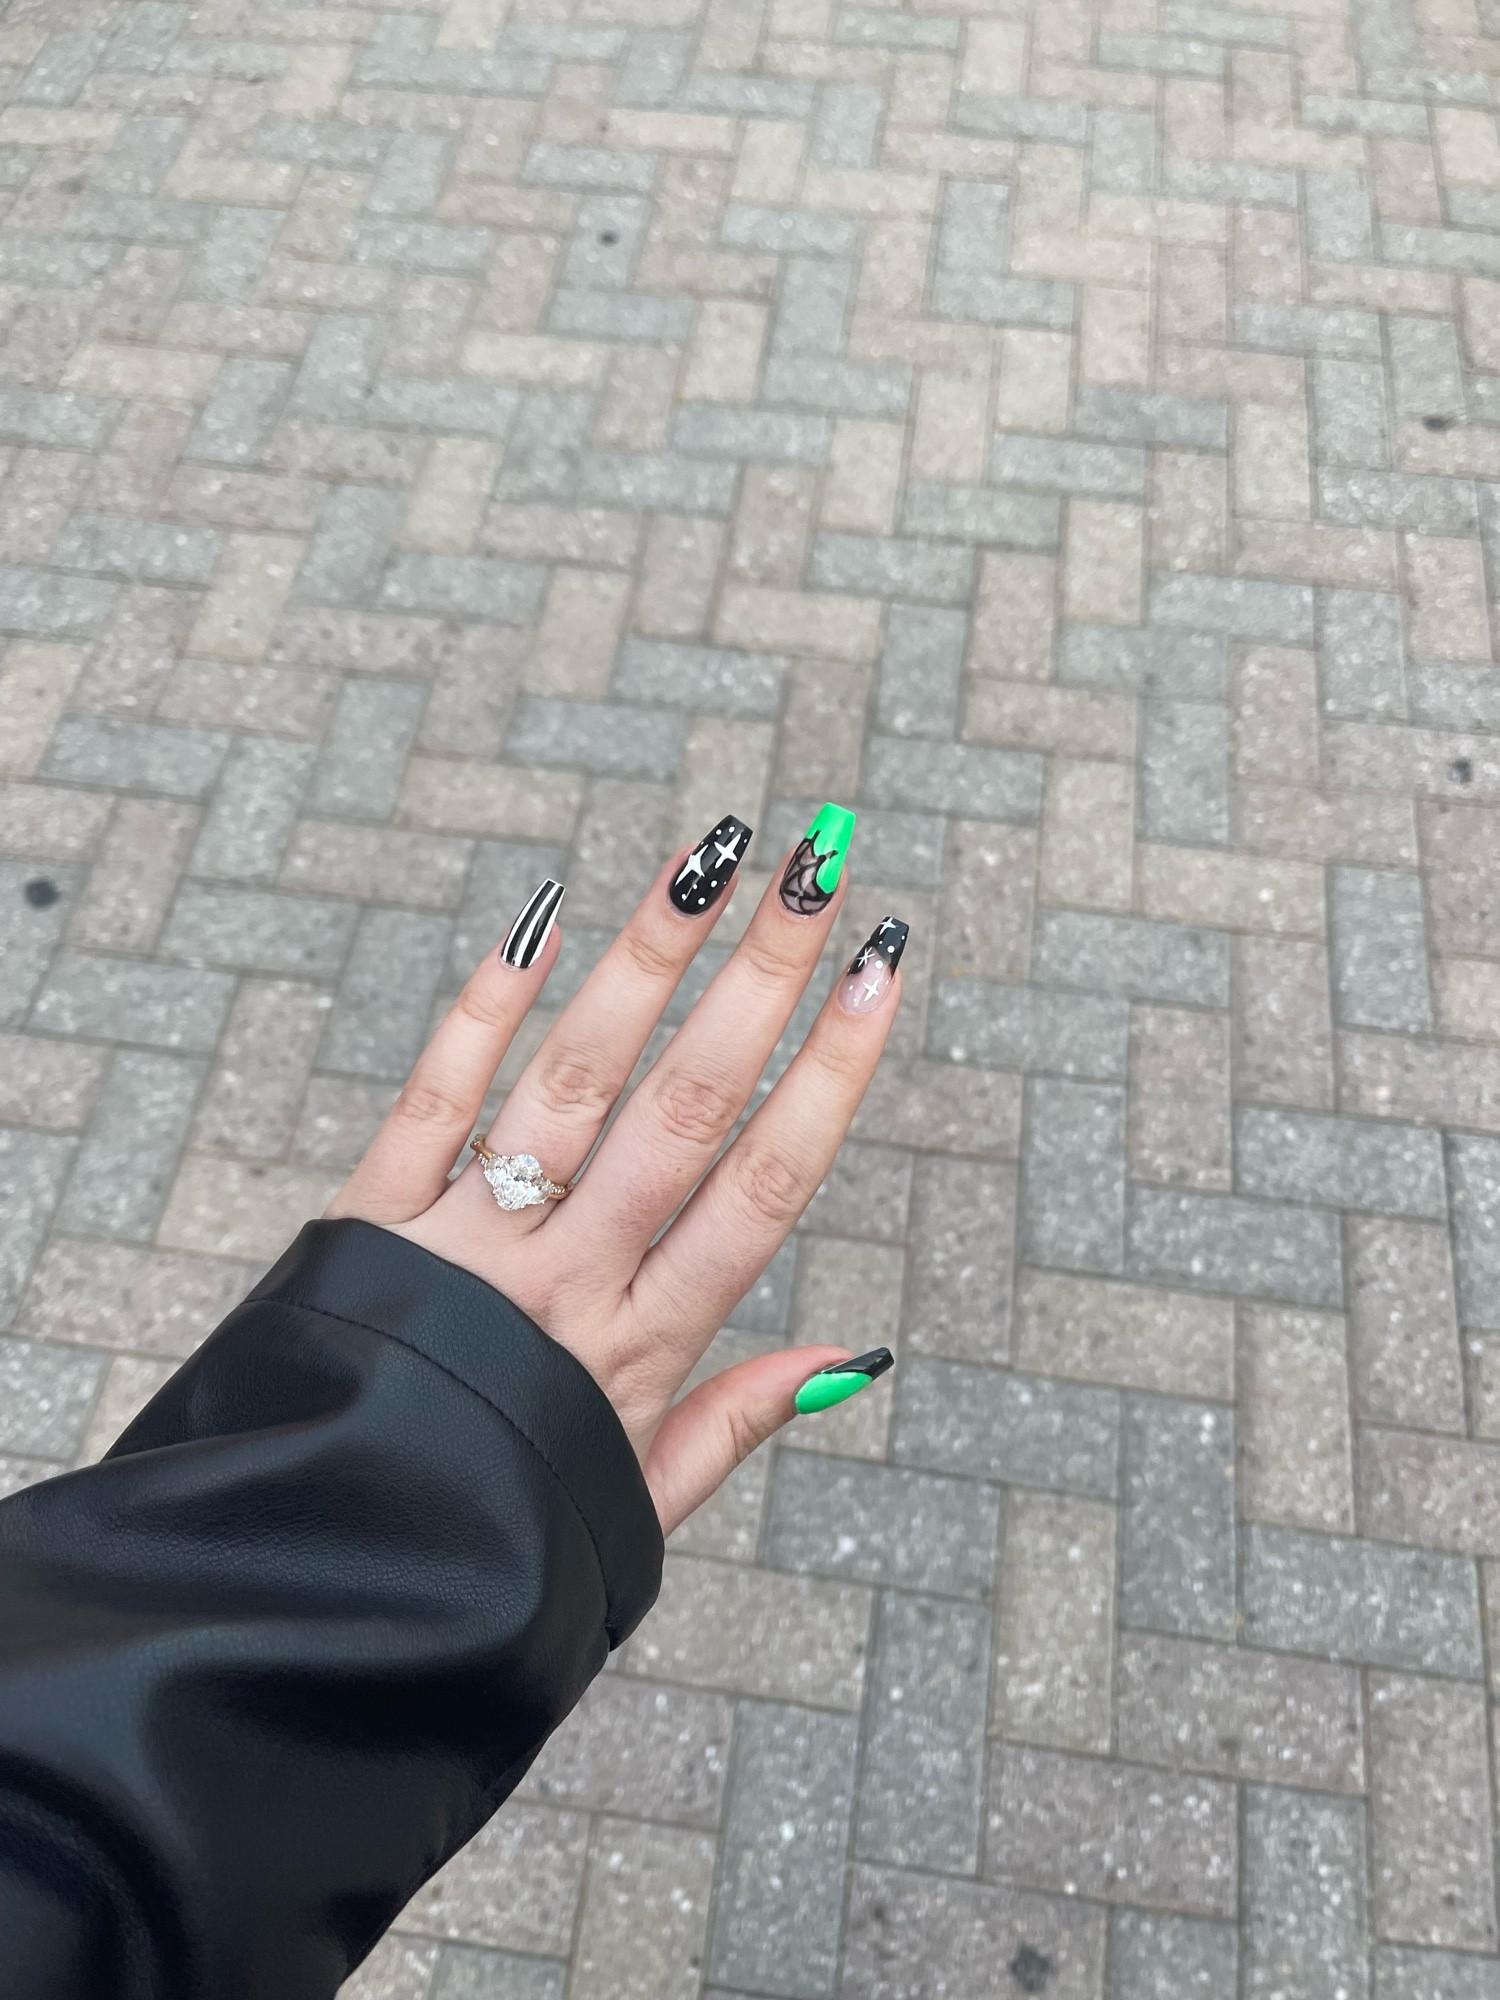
[0, 1218, 664, 2000]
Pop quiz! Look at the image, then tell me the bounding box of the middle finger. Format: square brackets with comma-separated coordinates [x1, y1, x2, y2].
[552, 802, 857, 1278]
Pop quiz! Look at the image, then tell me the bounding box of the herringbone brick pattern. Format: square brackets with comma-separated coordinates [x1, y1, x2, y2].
[3, 0, 1500, 1985]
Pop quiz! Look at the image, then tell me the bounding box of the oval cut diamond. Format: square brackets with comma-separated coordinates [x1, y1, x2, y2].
[482, 1152, 548, 1210]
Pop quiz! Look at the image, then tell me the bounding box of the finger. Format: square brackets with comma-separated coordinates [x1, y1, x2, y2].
[642, 1346, 846, 1534]
[553, 803, 860, 1277]
[462, 816, 753, 1227]
[327, 883, 564, 1226]
[627, 916, 907, 1377]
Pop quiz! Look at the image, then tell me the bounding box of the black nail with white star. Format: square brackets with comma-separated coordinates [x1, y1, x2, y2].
[846, 915, 908, 979]
[670, 814, 752, 915]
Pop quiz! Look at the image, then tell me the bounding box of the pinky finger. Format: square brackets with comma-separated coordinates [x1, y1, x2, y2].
[328, 895, 563, 1226]
[642, 1345, 849, 1535]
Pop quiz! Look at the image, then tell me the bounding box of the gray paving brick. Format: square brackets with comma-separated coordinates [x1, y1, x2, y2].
[1128, 1187, 1343, 1307]
[842, 1864, 1107, 1999]
[192, 738, 316, 883]
[708, 1700, 858, 1999]
[319, 908, 452, 1078]
[1091, 106, 1156, 193]
[1109, 1912, 1239, 2000]
[991, 435, 1147, 499]
[1329, 867, 1432, 1032]
[1023, 1078, 1127, 1275]
[0, 1130, 76, 1330]
[287, 315, 383, 422]
[1141, 700, 1229, 845]
[0, 1332, 103, 1457]
[1318, 468, 1478, 535]
[811, 533, 973, 606]
[834, 10, 959, 45]
[1389, 315, 1467, 423]
[524, 142, 656, 193]
[1033, 912, 1229, 1007]
[863, 736, 1041, 821]
[1319, 588, 1406, 719]
[188, 208, 282, 303]
[20, 31, 99, 101]
[899, 483, 1062, 550]
[53, 515, 219, 586]
[54, 1050, 204, 1241]
[673, 408, 831, 465]
[1448, 1136, 1500, 1334]
[365, 380, 518, 442]
[1163, 158, 1298, 203]
[1313, 360, 1390, 471]
[954, 95, 1090, 141]
[613, 641, 784, 719]
[161, 883, 357, 979]
[615, 31, 689, 104]
[92, 116, 185, 194]
[1243, 1787, 1369, 2000]
[31, 955, 234, 1055]
[1373, 1947, 1500, 2000]
[0, 566, 116, 639]
[929, 978, 1130, 1080]
[987, 1745, 1237, 1915]
[575, 451, 737, 515]
[1305, 171, 1375, 260]
[810, 83, 882, 168]
[294, 488, 406, 606]
[549, 289, 695, 342]
[760, 355, 912, 420]
[1074, 387, 1228, 452]
[1149, 572, 1315, 643]
[0, 391, 116, 451]
[893, 1357, 1120, 1499]
[1240, 1524, 1483, 1676]
[306, 680, 428, 822]
[368, 133, 449, 217]
[765, 1454, 1000, 1599]
[855, 1592, 989, 1873]
[432, 1947, 564, 1999]
[720, 207, 858, 256]
[186, 359, 294, 467]
[1, 859, 76, 1028]
[382, 554, 544, 623]
[1057, 624, 1227, 700]
[874, 605, 966, 738]
[352, 219, 493, 276]
[255, 124, 388, 168]
[1236, 1108, 1446, 1218]
[565, 193, 649, 287]
[1234, 304, 1382, 358]
[1120, 1395, 1236, 1641]
[42, 718, 229, 801]
[508, 697, 685, 779]
[1407, 662, 1500, 733]
[1098, 31, 1226, 73]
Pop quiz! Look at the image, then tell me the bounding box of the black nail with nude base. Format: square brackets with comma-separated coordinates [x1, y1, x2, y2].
[501, 878, 564, 969]
[670, 815, 752, 915]
[838, 916, 908, 1015]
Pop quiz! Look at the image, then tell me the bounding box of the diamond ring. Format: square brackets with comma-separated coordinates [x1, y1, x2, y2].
[469, 1137, 573, 1211]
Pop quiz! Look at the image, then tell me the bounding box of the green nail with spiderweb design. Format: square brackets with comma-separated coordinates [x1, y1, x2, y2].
[780, 801, 856, 916]
[794, 1348, 894, 1415]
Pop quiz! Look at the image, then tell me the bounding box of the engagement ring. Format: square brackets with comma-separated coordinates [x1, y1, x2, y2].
[470, 1138, 573, 1211]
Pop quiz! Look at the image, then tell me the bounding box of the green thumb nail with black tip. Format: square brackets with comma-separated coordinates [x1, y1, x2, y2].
[794, 1348, 894, 1415]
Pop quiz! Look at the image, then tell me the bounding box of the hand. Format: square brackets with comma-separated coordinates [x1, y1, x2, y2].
[325, 807, 907, 1535]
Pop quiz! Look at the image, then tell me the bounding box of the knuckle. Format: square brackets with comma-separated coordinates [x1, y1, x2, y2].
[737, 930, 802, 993]
[724, 1400, 771, 1470]
[390, 1078, 466, 1132]
[533, 1045, 619, 1124]
[650, 1062, 743, 1149]
[454, 974, 514, 1034]
[617, 924, 684, 987]
[723, 1140, 811, 1232]
[806, 1024, 869, 1091]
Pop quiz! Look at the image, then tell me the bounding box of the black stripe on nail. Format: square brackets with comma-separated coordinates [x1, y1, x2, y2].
[670, 815, 752, 915]
[807, 1348, 894, 1384]
[502, 879, 564, 969]
[845, 916, 908, 979]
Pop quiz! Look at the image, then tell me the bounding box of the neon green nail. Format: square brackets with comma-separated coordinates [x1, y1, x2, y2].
[808, 801, 856, 894]
[794, 1348, 894, 1416]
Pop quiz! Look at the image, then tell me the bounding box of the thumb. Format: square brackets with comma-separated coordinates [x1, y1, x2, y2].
[643, 1345, 893, 1536]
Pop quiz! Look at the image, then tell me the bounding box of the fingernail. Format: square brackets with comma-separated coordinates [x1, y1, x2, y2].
[838, 916, 908, 1015]
[781, 801, 856, 916]
[795, 1348, 894, 1415]
[501, 879, 564, 969]
[670, 814, 752, 915]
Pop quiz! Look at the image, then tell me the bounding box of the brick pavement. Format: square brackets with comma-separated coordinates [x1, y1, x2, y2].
[3, 0, 1500, 1984]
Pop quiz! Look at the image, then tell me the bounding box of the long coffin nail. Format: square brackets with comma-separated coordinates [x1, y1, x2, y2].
[670, 814, 752, 915]
[795, 1348, 894, 1415]
[780, 801, 856, 916]
[838, 916, 908, 1015]
[501, 879, 564, 969]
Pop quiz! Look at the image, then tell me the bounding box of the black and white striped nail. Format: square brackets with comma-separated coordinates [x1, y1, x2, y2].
[501, 879, 564, 969]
